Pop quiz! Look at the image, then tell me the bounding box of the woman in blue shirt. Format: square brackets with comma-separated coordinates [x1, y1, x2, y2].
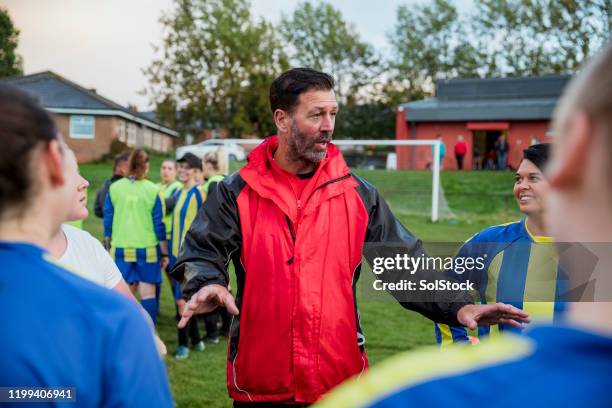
[0, 84, 172, 407]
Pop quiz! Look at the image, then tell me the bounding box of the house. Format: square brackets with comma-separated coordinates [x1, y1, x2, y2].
[395, 75, 571, 170]
[1, 71, 178, 162]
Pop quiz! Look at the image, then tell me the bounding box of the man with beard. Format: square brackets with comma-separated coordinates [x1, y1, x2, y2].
[170, 68, 528, 406]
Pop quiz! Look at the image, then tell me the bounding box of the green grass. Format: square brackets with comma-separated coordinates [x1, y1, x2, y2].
[80, 155, 521, 407]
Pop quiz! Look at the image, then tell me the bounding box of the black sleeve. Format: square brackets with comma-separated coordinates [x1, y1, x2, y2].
[94, 180, 110, 219]
[206, 181, 219, 197]
[164, 194, 177, 215]
[354, 174, 473, 326]
[169, 174, 244, 300]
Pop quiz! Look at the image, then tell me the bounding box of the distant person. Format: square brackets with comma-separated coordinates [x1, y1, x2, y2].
[453, 135, 467, 170]
[435, 143, 563, 345]
[201, 148, 228, 194]
[103, 149, 169, 326]
[485, 149, 497, 169]
[157, 159, 183, 303]
[0, 85, 172, 407]
[159, 159, 183, 240]
[94, 151, 129, 221]
[495, 134, 509, 170]
[473, 145, 483, 170]
[431, 134, 446, 169]
[315, 42, 612, 408]
[170, 152, 207, 359]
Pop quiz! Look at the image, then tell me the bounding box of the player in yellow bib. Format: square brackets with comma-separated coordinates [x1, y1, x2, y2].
[157, 159, 182, 302]
[103, 149, 169, 326]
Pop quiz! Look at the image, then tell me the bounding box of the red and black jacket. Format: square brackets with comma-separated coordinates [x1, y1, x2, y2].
[171, 136, 472, 403]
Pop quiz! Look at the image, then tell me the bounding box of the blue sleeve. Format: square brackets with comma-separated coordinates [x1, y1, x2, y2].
[103, 192, 114, 238]
[152, 195, 166, 241]
[104, 307, 173, 407]
[434, 322, 469, 345]
[195, 188, 204, 208]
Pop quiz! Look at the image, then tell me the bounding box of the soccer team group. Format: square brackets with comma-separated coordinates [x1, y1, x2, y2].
[0, 43, 611, 407]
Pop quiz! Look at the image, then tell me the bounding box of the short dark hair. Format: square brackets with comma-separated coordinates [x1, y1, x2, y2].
[269, 68, 335, 114]
[523, 143, 551, 172]
[113, 151, 130, 172]
[0, 85, 58, 218]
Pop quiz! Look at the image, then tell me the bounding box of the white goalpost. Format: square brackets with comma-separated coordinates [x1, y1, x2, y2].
[212, 138, 445, 222]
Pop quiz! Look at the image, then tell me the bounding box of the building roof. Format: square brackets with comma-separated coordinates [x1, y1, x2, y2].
[1, 71, 178, 136]
[400, 75, 572, 122]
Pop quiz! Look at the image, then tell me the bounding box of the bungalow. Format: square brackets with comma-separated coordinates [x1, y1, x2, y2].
[1, 71, 178, 162]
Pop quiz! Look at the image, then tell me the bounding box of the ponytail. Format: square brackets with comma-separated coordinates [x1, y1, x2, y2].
[128, 149, 149, 180]
[203, 148, 228, 176]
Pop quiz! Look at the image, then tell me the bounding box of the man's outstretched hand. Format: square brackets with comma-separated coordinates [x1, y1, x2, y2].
[177, 284, 239, 329]
[457, 303, 530, 330]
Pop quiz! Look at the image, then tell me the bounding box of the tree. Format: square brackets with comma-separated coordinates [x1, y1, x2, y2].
[280, 1, 380, 105]
[0, 7, 23, 78]
[333, 103, 395, 140]
[473, 0, 612, 76]
[144, 0, 288, 139]
[388, 0, 483, 99]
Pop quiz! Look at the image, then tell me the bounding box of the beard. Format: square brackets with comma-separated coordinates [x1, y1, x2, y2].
[287, 119, 332, 164]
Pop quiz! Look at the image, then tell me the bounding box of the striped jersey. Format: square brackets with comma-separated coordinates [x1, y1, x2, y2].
[435, 218, 566, 345]
[158, 180, 183, 240]
[171, 184, 205, 258]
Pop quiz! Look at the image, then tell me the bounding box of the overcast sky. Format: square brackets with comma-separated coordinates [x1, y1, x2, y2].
[5, 0, 473, 110]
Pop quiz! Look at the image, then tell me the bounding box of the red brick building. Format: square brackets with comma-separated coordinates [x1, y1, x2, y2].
[395, 75, 571, 170]
[2, 71, 178, 162]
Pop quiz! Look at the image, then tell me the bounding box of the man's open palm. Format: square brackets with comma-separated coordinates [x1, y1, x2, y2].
[177, 284, 239, 329]
[458, 303, 530, 330]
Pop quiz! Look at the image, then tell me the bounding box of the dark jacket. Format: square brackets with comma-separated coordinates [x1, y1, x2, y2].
[94, 175, 123, 218]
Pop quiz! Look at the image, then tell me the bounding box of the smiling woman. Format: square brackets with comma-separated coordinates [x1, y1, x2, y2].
[434, 142, 559, 347]
[513, 143, 551, 237]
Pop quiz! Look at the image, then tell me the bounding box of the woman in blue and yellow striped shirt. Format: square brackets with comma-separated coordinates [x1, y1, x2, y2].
[435, 143, 565, 345]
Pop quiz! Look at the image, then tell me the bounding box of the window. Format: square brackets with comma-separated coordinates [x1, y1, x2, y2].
[117, 120, 126, 142]
[127, 124, 136, 147]
[153, 133, 161, 151]
[143, 128, 152, 148]
[69, 115, 95, 139]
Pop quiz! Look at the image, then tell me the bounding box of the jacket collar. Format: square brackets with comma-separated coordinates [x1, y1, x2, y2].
[240, 135, 356, 221]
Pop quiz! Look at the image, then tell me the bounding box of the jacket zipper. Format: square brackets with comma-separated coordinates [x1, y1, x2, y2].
[312, 173, 351, 193]
[285, 215, 296, 265]
[285, 173, 351, 265]
[297, 199, 302, 219]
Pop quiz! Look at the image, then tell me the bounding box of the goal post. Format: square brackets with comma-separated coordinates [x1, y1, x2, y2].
[213, 138, 444, 222]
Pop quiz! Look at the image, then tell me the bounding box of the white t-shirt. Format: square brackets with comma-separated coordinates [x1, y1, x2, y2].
[58, 224, 122, 289]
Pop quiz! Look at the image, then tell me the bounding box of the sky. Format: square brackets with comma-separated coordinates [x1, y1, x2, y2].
[5, 0, 473, 110]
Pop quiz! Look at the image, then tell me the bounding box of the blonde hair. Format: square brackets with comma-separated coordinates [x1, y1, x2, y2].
[202, 148, 228, 176]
